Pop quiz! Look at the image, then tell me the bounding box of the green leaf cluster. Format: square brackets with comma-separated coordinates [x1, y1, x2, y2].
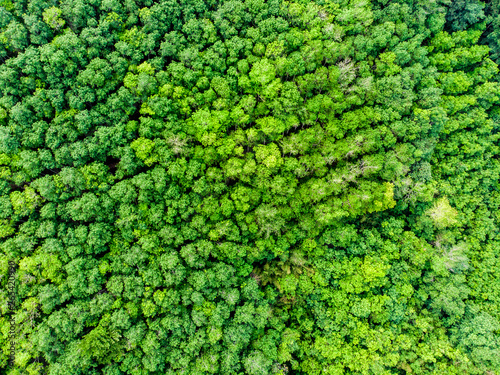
[0, 0, 500, 374]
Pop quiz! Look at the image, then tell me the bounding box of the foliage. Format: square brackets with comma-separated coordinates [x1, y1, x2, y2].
[0, 0, 499, 374]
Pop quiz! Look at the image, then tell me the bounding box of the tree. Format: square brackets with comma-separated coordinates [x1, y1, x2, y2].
[445, 0, 485, 31]
[78, 317, 124, 364]
[426, 197, 459, 229]
[42, 7, 65, 31]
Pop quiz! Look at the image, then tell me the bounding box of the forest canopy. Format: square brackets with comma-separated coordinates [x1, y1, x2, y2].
[1, 0, 500, 374]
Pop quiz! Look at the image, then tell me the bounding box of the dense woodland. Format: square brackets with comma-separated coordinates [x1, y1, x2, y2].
[0, 0, 499, 373]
